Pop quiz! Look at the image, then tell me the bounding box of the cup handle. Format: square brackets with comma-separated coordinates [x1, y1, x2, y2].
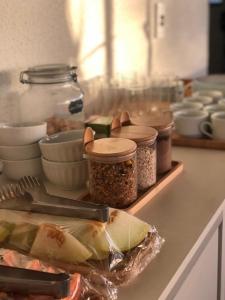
[199, 121, 213, 138]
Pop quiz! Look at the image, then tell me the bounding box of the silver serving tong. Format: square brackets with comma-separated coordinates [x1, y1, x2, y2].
[0, 265, 70, 298]
[0, 176, 109, 222]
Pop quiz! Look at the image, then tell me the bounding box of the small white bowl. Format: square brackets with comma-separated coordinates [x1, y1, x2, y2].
[39, 129, 84, 162]
[0, 143, 41, 161]
[42, 157, 88, 190]
[2, 157, 42, 180]
[0, 122, 47, 146]
[183, 96, 213, 106]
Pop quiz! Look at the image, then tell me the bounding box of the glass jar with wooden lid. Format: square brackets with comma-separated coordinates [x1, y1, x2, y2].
[124, 111, 174, 175]
[84, 128, 137, 208]
[111, 117, 158, 191]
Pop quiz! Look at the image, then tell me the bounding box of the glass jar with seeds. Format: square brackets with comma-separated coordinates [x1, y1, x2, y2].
[85, 131, 137, 208]
[111, 125, 158, 191]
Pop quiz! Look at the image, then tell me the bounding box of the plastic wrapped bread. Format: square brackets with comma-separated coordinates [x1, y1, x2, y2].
[0, 209, 164, 286]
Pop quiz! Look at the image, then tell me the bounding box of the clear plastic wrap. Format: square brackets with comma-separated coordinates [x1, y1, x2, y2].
[0, 208, 164, 287]
[0, 249, 117, 300]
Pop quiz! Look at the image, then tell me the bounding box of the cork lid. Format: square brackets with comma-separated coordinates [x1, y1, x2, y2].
[131, 112, 173, 131]
[85, 137, 137, 158]
[111, 125, 158, 143]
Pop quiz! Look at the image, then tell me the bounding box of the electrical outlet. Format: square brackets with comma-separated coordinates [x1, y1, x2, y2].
[154, 2, 166, 39]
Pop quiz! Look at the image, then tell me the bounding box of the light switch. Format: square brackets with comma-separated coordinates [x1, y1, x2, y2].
[154, 2, 166, 39]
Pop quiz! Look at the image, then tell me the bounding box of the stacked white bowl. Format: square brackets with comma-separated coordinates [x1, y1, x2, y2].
[39, 129, 88, 191]
[0, 122, 47, 180]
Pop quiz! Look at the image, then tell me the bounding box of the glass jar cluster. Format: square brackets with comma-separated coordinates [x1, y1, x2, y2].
[85, 110, 173, 209]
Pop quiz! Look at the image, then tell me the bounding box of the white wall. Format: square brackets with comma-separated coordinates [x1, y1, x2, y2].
[0, 0, 209, 83]
[0, 0, 77, 88]
[0, 0, 76, 121]
[67, 0, 209, 79]
[151, 0, 209, 78]
[0, 0, 208, 121]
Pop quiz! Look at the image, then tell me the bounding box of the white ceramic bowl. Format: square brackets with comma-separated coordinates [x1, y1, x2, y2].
[42, 157, 88, 190]
[171, 102, 203, 112]
[0, 142, 41, 161]
[39, 129, 84, 162]
[0, 122, 47, 146]
[183, 96, 213, 106]
[2, 157, 42, 180]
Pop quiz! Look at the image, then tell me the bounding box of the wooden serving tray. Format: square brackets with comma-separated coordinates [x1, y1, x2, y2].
[124, 161, 183, 215]
[172, 133, 225, 150]
[43, 161, 183, 216]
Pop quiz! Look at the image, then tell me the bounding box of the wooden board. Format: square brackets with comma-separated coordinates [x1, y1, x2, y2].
[124, 161, 184, 215]
[82, 161, 183, 215]
[172, 133, 225, 150]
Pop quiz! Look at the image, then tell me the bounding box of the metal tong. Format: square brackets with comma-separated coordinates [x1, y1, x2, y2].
[0, 176, 109, 222]
[0, 265, 70, 298]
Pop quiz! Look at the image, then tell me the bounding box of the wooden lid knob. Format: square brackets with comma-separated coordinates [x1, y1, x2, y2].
[83, 127, 95, 146]
[120, 111, 131, 126]
[111, 117, 121, 131]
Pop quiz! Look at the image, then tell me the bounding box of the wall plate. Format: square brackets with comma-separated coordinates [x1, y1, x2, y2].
[154, 2, 166, 39]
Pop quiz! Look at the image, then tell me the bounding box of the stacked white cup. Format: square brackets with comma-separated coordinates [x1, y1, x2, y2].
[172, 89, 225, 137]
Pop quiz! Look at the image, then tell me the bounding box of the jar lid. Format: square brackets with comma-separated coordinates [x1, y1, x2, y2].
[85, 138, 137, 158]
[131, 112, 173, 131]
[20, 64, 78, 84]
[111, 125, 158, 143]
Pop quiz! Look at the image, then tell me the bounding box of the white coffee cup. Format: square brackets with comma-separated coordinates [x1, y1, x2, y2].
[174, 110, 208, 137]
[171, 102, 203, 112]
[218, 98, 225, 108]
[200, 112, 225, 140]
[204, 104, 225, 117]
[193, 90, 223, 103]
[183, 96, 213, 106]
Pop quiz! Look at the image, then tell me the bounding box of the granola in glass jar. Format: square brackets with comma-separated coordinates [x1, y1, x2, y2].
[88, 155, 137, 208]
[85, 137, 138, 208]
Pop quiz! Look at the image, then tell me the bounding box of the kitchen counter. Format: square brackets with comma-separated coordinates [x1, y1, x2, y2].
[119, 147, 225, 300]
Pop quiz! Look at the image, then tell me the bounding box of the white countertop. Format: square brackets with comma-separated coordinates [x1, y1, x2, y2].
[119, 147, 225, 300]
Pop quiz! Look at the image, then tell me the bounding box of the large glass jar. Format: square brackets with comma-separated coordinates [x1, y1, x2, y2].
[19, 64, 84, 134]
[131, 112, 173, 175]
[111, 125, 158, 191]
[85, 137, 137, 208]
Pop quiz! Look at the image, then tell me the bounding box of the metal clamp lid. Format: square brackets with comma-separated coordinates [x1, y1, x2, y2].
[20, 70, 29, 84]
[20, 64, 78, 84]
